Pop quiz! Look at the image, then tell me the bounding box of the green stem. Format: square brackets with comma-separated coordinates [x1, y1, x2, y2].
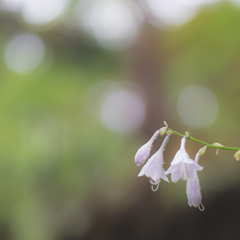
[167, 128, 240, 151]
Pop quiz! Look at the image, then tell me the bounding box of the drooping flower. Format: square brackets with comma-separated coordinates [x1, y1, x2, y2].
[186, 149, 203, 209]
[186, 171, 202, 208]
[135, 129, 160, 166]
[138, 134, 171, 188]
[165, 137, 203, 183]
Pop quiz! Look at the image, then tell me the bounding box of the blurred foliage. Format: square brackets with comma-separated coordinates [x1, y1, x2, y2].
[0, 51, 136, 239]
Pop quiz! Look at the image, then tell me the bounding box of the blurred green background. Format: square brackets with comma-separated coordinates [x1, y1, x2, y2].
[0, 0, 240, 239]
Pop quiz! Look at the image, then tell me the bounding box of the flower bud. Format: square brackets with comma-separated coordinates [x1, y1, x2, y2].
[199, 146, 207, 156]
[212, 143, 223, 155]
[135, 130, 160, 166]
[185, 132, 190, 137]
[234, 150, 240, 161]
[212, 143, 223, 147]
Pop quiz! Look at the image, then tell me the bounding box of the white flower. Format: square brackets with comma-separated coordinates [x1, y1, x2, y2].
[135, 129, 160, 166]
[165, 137, 203, 183]
[186, 149, 203, 209]
[186, 171, 202, 208]
[138, 134, 171, 186]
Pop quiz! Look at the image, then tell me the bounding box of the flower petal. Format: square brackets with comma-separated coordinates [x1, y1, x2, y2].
[138, 134, 171, 184]
[186, 171, 202, 207]
[138, 148, 164, 183]
[135, 130, 160, 166]
[166, 137, 203, 183]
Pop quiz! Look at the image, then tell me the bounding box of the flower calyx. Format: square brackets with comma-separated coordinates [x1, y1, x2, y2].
[160, 126, 168, 135]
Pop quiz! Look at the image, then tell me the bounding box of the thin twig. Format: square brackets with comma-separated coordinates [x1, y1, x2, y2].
[167, 128, 240, 151]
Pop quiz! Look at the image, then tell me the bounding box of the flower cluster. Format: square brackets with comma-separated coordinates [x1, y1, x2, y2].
[135, 127, 205, 210]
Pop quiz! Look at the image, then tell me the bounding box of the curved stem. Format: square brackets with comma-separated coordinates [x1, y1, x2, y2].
[167, 128, 240, 151]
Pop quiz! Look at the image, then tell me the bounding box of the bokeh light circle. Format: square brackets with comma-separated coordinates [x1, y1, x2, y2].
[145, 0, 196, 26]
[5, 33, 45, 74]
[76, 0, 143, 50]
[101, 89, 145, 133]
[1, 0, 25, 11]
[177, 86, 218, 128]
[231, 0, 240, 6]
[142, 0, 219, 28]
[86, 81, 146, 133]
[22, 0, 68, 26]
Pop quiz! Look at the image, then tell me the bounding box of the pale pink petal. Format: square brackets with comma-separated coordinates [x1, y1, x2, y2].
[165, 137, 203, 183]
[138, 134, 171, 185]
[186, 172, 202, 207]
[135, 130, 160, 166]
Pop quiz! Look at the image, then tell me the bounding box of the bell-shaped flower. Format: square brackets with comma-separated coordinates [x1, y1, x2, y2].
[165, 137, 203, 183]
[186, 171, 202, 208]
[186, 149, 203, 209]
[135, 129, 160, 166]
[138, 134, 171, 187]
